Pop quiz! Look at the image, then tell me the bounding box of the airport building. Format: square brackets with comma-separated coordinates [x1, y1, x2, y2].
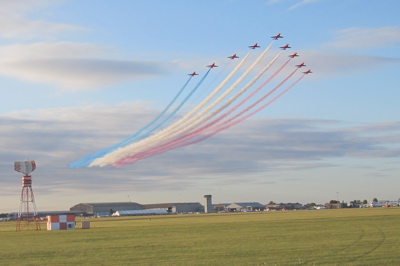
[142, 202, 203, 213]
[70, 202, 142, 216]
[69, 201, 204, 216]
[226, 202, 266, 212]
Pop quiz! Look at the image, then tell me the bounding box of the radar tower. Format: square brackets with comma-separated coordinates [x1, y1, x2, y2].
[14, 161, 41, 231]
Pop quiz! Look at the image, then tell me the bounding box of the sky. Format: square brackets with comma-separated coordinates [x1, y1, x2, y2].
[0, 0, 399, 213]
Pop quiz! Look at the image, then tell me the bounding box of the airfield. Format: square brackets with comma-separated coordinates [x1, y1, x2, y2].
[1, 207, 399, 265]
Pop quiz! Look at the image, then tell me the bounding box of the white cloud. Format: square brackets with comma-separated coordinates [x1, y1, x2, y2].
[0, 42, 172, 90]
[328, 27, 400, 48]
[0, 0, 57, 14]
[0, 42, 110, 60]
[2, 105, 399, 175]
[288, 0, 319, 10]
[0, 16, 83, 40]
[267, 0, 320, 9]
[0, 0, 83, 40]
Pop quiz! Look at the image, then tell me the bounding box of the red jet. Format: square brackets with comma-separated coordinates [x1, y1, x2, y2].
[188, 71, 198, 77]
[280, 44, 291, 50]
[207, 63, 218, 68]
[227, 53, 239, 60]
[303, 69, 313, 74]
[249, 43, 260, 49]
[271, 33, 283, 40]
[296, 62, 306, 68]
[288, 52, 299, 58]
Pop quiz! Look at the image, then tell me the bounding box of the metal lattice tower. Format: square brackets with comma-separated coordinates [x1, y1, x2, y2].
[14, 161, 41, 232]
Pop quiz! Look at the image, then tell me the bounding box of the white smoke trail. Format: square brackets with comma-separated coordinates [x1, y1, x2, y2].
[147, 50, 282, 148]
[91, 42, 274, 167]
[115, 51, 285, 166]
[90, 50, 252, 167]
[159, 43, 276, 139]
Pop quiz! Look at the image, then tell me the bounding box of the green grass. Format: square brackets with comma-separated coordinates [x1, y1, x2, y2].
[0, 208, 400, 265]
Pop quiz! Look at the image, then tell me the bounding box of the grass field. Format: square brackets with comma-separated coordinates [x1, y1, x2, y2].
[0, 208, 399, 265]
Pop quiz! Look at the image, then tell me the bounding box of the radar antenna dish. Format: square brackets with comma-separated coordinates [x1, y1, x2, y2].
[14, 161, 36, 175]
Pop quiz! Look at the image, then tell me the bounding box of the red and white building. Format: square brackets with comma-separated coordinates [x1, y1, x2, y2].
[46, 215, 75, 230]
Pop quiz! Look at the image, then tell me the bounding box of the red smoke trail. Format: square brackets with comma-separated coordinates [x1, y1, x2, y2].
[159, 74, 306, 155]
[113, 59, 291, 166]
[125, 59, 291, 159]
[93, 42, 277, 167]
[209, 74, 306, 134]
[114, 71, 305, 167]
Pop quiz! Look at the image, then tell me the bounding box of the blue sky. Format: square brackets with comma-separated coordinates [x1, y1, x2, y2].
[0, 0, 399, 212]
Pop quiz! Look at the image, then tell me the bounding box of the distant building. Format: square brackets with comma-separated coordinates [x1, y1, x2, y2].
[142, 202, 203, 213]
[367, 200, 398, 207]
[70, 202, 142, 216]
[325, 202, 347, 209]
[8, 210, 84, 220]
[226, 202, 266, 212]
[113, 209, 168, 216]
[266, 202, 304, 210]
[213, 203, 231, 212]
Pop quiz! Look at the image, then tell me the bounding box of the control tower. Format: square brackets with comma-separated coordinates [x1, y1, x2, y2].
[204, 195, 212, 213]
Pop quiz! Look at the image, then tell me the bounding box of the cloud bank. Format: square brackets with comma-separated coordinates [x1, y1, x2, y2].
[1, 104, 399, 197]
[329, 27, 400, 48]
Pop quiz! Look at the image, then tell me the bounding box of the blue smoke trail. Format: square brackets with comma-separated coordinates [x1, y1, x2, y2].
[70, 69, 211, 168]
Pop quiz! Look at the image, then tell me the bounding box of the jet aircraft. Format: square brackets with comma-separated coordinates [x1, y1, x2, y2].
[227, 54, 239, 60]
[280, 44, 291, 50]
[188, 71, 198, 77]
[207, 63, 218, 68]
[303, 69, 313, 74]
[271, 33, 283, 40]
[296, 62, 306, 68]
[249, 43, 260, 49]
[288, 52, 299, 58]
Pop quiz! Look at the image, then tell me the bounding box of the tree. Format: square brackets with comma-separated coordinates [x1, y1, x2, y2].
[268, 201, 276, 205]
[363, 199, 368, 204]
[373, 198, 378, 203]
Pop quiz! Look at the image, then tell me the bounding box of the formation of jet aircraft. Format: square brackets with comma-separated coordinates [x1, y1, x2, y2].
[186, 34, 312, 77]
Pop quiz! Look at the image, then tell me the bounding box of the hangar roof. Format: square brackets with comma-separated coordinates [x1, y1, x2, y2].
[79, 202, 141, 207]
[227, 202, 265, 208]
[142, 202, 201, 209]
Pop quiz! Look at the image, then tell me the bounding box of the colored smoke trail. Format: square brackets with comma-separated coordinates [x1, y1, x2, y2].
[154, 44, 277, 142]
[137, 52, 285, 156]
[90, 50, 253, 167]
[91, 42, 275, 167]
[210, 73, 305, 133]
[114, 66, 303, 167]
[70, 73, 203, 168]
[72, 36, 312, 169]
[115, 74, 306, 167]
